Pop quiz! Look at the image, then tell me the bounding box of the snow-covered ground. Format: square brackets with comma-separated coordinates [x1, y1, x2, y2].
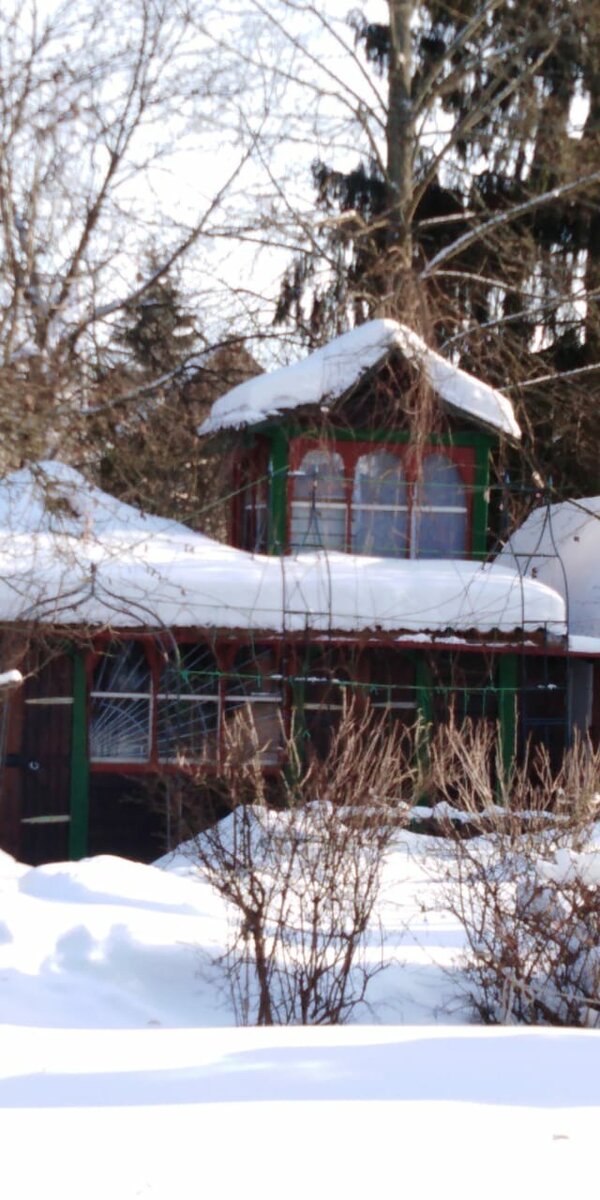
[1, 833, 599, 1199]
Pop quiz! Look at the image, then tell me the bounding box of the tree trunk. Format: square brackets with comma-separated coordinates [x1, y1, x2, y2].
[583, 31, 600, 362]
[386, 0, 415, 290]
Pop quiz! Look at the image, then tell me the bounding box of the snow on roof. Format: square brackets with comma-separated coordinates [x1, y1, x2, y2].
[0, 460, 193, 540]
[198, 319, 521, 440]
[0, 463, 563, 636]
[498, 497, 600, 639]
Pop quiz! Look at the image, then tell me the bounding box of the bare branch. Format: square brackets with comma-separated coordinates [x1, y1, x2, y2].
[421, 171, 600, 278]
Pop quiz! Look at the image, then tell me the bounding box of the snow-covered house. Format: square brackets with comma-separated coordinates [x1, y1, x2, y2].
[199, 318, 572, 745]
[0, 322, 577, 865]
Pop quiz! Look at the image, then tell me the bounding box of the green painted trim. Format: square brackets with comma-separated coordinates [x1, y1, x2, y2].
[271, 422, 495, 449]
[68, 649, 89, 860]
[472, 433, 493, 559]
[268, 427, 288, 555]
[498, 654, 518, 778]
[415, 654, 433, 727]
[260, 421, 495, 558]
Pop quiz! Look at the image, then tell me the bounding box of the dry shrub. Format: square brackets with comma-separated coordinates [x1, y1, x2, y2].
[435, 727, 600, 1025]
[186, 702, 420, 1025]
[423, 717, 600, 839]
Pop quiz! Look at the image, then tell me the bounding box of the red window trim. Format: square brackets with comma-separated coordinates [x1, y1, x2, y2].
[232, 441, 270, 550]
[87, 635, 287, 774]
[288, 436, 475, 557]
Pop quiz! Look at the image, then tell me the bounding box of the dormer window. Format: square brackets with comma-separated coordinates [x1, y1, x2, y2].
[290, 448, 346, 551]
[352, 451, 409, 556]
[288, 439, 472, 559]
[412, 453, 468, 558]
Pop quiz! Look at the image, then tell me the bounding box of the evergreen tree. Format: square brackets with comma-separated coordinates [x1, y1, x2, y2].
[273, 1, 600, 495]
[114, 269, 198, 377]
[94, 268, 259, 535]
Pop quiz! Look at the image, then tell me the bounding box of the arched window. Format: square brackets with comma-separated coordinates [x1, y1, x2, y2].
[226, 645, 282, 764]
[90, 642, 152, 762]
[351, 451, 409, 556]
[413, 453, 468, 559]
[290, 449, 346, 552]
[156, 644, 220, 763]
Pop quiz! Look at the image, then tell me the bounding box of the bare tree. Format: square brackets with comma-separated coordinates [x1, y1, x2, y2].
[0, 0, 255, 470]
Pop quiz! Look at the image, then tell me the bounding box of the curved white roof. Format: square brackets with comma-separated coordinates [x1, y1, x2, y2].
[0, 463, 562, 637]
[499, 498, 600, 639]
[199, 319, 521, 440]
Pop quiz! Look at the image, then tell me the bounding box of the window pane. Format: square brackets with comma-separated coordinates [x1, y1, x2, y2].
[431, 654, 498, 724]
[352, 508, 409, 556]
[416, 509, 468, 558]
[226, 646, 282, 763]
[367, 649, 417, 726]
[419, 453, 466, 508]
[90, 697, 151, 761]
[242, 478, 268, 553]
[90, 643, 152, 762]
[93, 641, 150, 693]
[290, 502, 346, 551]
[157, 698, 219, 762]
[157, 645, 220, 761]
[292, 449, 345, 501]
[242, 501, 268, 553]
[228, 645, 280, 696]
[303, 661, 350, 759]
[414, 453, 467, 559]
[351, 451, 408, 556]
[291, 449, 346, 552]
[159, 644, 219, 697]
[353, 451, 407, 506]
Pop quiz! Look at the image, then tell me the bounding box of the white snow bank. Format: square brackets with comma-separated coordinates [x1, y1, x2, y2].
[0, 832, 463, 1030]
[0, 849, 227, 1030]
[499, 497, 600, 638]
[1, 834, 600, 1200]
[2, 821, 600, 1200]
[536, 843, 600, 888]
[2, 1024, 599, 1200]
[199, 319, 521, 439]
[0, 464, 565, 634]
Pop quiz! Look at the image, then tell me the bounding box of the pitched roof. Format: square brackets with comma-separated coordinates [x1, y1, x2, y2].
[199, 319, 521, 439]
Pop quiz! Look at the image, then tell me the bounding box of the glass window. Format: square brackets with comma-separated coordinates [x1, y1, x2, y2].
[367, 649, 417, 727]
[226, 646, 282, 764]
[290, 449, 346, 552]
[302, 655, 351, 760]
[157, 644, 220, 763]
[90, 642, 152, 762]
[413, 453, 468, 559]
[431, 653, 498, 725]
[351, 451, 409, 556]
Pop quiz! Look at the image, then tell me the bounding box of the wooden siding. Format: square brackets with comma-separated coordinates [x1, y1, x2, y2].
[19, 651, 73, 864]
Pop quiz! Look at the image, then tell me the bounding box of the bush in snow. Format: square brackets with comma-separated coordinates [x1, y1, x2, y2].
[441, 735, 600, 1025]
[186, 702, 418, 1025]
